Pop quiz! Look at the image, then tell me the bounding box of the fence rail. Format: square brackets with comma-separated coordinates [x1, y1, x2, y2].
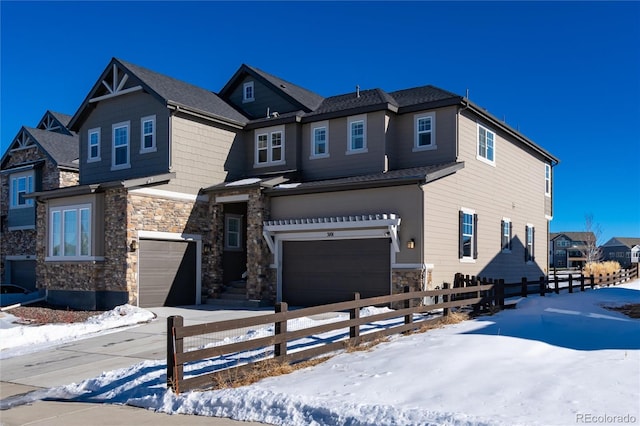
[167, 265, 638, 394]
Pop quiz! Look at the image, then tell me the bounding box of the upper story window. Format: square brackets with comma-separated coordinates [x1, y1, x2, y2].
[545, 164, 551, 197]
[311, 122, 329, 159]
[10, 171, 34, 209]
[525, 224, 535, 263]
[501, 218, 512, 252]
[414, 112, 436, 151]
[477, 124, 495, 165]
[347, 115, 367, 154]
[112, 121, 130, 170]
[88, 128, 101, 162]
[255, 126, 285, 167]
[459, 208, 477, 261]
[140, 115, 156, 153]
[49, 204, 91, 259]
[243, 81, 255, 103]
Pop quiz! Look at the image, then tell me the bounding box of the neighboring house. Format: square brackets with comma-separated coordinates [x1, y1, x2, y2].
[0, 111, 79, 290]
[549, 232, 596, 268]
[29, 58, 559, 309]
[600, 237, 640, 268]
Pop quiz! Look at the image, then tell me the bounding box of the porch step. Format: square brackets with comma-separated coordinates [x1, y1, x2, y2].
[205, 297, 267, 308]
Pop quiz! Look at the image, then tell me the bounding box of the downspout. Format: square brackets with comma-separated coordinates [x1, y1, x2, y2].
[456, 90, 470, 161]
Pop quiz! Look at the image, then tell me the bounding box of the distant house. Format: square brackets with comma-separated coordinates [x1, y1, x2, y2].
[27, 58, 559, 309]
[0, 111, 79, 290]
[549, 232, 596, 268]
[600, 237, 640, 268]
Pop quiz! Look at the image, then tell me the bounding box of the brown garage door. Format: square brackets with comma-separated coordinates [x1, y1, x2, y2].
[282, 239, 391, 307]
[138, 239, 197, 307]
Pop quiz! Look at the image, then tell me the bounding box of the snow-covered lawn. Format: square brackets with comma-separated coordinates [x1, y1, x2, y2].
[2, 282, 639, 426]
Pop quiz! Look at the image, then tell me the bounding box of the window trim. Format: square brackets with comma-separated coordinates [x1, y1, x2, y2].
[88, 127, 101, 162]
[48, 203, 92, 261]
[545, 163, 551, 197]
[413, 112, 437, 152]
[310, 122, 330, 159]
[477, 123, 496, 166]
[111, 120, 131, 170]
[224, 214, 243, 251]
[459, 208, 477, 262]
[501, 218, 512, 252]
[140, 115, 156, 154]
[254, 126, 285, 167]
[347, 115, 367, 154]
[243, 81, 255, 103]
[9, 171, 34, 209]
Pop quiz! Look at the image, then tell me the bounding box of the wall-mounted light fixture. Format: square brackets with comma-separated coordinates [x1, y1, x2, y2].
[203, 243, 212, 254]
[407, 239, 415, 249]
[129, 240, 138, 252]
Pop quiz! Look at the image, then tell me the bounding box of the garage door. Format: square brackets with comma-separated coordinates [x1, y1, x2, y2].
[138, 239, 197, 307]
[282, 239, 391, 307]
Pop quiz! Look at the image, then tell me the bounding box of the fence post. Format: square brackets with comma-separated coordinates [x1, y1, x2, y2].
[580, 274, 585, 292]
[590, 274, 595, 289]
[404, 286, 413, 325]
[350, 292, 360, 339]
[521, 277, 528, 298]
[498, 279, 505, 308]
[568, 274, 573, 293]
[539, 276, 546, 296]
[554, 275, 560, 294]
[167, 315, 183, 393]
[274, 302, 288, 358]
[442, 282, 450, 317]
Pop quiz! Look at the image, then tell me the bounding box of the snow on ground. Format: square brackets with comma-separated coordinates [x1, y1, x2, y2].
[2, 282, 640, 425]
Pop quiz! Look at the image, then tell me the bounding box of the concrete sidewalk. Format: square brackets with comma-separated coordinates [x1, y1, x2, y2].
[0, 304, 274, 425]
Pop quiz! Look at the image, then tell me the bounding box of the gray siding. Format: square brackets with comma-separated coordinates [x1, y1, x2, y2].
[79, 91, 170, 185]
[7, 207, 36, 229]
[246, 123, 300, 177]
[300, 110, 388, 180]
[228, 75, 301, 119]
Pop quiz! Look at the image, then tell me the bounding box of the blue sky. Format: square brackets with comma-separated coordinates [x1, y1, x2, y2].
[1, 1, 638, 243]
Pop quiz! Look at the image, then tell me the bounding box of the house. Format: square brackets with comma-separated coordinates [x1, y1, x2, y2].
[0, 111, 79, 290]
[28, 58, 559, 309]
[549, 232, 597, 269]
[600, 237, 640, 268]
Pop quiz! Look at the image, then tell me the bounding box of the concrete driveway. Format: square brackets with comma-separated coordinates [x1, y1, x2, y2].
[0, 303, 274, 425]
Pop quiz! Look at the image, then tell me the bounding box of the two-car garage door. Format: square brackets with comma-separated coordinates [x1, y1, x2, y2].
[138, 239, 197, 308]
[282, 239, 391, 307]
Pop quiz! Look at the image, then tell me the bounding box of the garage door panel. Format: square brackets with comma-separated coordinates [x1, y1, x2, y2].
[282, 239, 390, 307]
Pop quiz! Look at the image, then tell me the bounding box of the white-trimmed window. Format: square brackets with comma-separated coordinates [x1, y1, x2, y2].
[459, 208, 477, 261]
[9, 171, 34, 209]
[525, 224, 535, 263]
[140, 115, 156, 153]
[243, 81, 255, 103]
[414, 112, 436, 151]
[225, 214, 243, 250]
[112, 121, 130, 170]
[49, 204, 91, 259]
[347, 115, 367, 154]
[501, 218, 512, 252]
[255, 126, 285, 166]
[311, 122, 329, 158]
[545, 164, 551, 197]
[477, 124, 495, 165]
[88, 128, 101, 162]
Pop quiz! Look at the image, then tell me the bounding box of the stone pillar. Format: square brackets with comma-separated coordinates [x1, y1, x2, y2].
[246, 189, 273, 301]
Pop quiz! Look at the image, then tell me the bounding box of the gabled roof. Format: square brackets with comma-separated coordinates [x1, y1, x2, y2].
[1, 126, 79, 170]
[601, 237, 640, 248]
[36, 110, 74, 135]
[550, 232, 595, 243]
[69, 58, 248, 131]
[220, 64, 324, 112]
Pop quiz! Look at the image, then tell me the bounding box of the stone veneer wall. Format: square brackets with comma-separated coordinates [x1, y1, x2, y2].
[392, 269, 426, 293]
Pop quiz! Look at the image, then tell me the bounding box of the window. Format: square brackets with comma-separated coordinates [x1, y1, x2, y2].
[501, 219, 512, 251]
[477, 124, 495, 165]
[88, 128, 101, 162]
[545, 164, 551, 197]
[459, 209, 477, 260]
[311, 122, 329, 158]
[49, 204, 91, 259]
[414, 113, 436, 151]
[525, 225, 535, 262]
[225, 215, 242, 250]
[347, 115, 367, 153]
[9, 171, 34, 209]
[255, 127, 285, 166]
[243, 81, 254, 103]
[112, 121, 130, 169]
[140, 115, 156, 153]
